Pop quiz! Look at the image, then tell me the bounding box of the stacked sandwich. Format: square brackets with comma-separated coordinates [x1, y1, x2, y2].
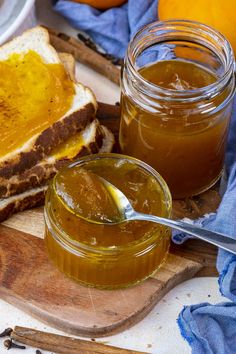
[0, 27, 114, 222]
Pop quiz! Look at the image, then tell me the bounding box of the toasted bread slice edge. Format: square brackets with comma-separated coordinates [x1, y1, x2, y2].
[0, 120, 104, 198]
[0, 27, 97, 177]
[0, 26, 59, 63]
[0, 186, 47, 223]
[0, 125, 115, 222]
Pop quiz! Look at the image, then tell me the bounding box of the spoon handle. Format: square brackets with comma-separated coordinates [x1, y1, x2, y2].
[133, 212, 236, 255]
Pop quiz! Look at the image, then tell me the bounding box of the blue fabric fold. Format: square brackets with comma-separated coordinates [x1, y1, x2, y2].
[53, 1, 236, 353]
[174, 99, 236, 353]
[178, 303, 236, 354]
[53, 0, 158, 58]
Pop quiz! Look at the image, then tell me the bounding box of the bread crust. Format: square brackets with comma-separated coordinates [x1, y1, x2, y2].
[0, 125, 114, 223]
[0, 103, 96, 178]
[0, 27, 97, 178]
[0, 120, 104, 198]
[0, 28, 115, 222]
[0, 187, 47, 223]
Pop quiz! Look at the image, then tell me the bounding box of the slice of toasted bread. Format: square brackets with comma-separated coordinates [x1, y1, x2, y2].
[0, 125, 114, 222]
[0, 27, 97, 178]
[0, 186, 48, 223]
[0, 119, 104, 198]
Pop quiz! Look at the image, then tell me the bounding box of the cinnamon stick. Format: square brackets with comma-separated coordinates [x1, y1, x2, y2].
[97, 102, 121, 121]
[46, 27, 120, 85]
[97, 101, 120, 136]
[11, 326, 148, 354]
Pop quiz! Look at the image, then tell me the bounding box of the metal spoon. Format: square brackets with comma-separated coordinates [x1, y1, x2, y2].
[101, 177, 236, 255]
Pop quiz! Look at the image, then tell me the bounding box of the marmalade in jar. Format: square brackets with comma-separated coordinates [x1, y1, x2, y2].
[120, 60, 232, 198]
[120, 21, 235, 199]
[44, 154, 172, 289]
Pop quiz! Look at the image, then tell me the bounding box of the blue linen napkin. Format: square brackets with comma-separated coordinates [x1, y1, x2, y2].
[53, 0, 158, 58]
[178, 303, 236, 354]
[175, 106, 236, 353]
[53, 1, 236, 352]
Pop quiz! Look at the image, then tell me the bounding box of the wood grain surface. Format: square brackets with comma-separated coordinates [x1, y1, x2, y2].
[0, 102, 220, 336]
[0, 47, 220, 338]
[0, 215, 217, 337]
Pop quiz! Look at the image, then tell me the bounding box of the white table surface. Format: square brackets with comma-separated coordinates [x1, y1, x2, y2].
[0, 1, 227, 353]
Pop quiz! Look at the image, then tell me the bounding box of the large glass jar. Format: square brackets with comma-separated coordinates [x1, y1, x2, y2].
[119, 20, 235, 199]
[44, 153, 172, 289]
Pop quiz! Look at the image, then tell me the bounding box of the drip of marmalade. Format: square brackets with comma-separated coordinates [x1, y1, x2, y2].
[45, 157, 171, 288]
[0, 51, 75, 157]
[120, 60, 231, 198]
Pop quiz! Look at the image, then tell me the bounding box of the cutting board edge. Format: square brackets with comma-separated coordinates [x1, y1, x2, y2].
[0, 252, 203, 337]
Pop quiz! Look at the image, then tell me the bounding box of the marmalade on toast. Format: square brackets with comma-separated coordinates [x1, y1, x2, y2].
[0, 51, 75, 157]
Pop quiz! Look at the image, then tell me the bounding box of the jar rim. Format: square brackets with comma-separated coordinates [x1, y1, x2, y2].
[44, 153, 172, 255]
[126, 19, 235, 102]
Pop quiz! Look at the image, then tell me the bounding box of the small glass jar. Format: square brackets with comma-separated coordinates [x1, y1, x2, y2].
[119, 20, 235, 199]
[44, 153, 172, 289]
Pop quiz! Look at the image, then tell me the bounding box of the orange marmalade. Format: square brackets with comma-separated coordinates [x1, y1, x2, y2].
[44, 154, 172, 289]
[120, 21, 235, 198]
[0, 51, 75, 157]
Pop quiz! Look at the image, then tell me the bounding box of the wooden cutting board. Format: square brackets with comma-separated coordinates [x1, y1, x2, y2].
[0, 103, 221, 337]
[0, 208, 218, 338]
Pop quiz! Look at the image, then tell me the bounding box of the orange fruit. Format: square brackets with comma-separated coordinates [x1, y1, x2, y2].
[158, 0, 236, 54]
[71, 0, 127, 10]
